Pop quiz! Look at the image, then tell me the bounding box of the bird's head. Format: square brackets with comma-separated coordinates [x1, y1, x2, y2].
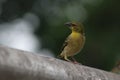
[65, 22, 84, 34]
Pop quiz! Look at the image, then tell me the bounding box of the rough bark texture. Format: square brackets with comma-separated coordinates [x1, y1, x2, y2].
[0, 45, 119, 80]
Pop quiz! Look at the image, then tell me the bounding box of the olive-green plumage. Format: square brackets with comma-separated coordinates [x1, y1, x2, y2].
[60, 22, 85, 62]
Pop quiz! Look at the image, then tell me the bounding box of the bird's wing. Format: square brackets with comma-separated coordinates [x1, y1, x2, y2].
[60, 36, 70, 52]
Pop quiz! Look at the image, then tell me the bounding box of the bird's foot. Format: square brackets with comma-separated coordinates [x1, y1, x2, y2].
[72, 61, 82, 65]
[71, 57, 82, 65]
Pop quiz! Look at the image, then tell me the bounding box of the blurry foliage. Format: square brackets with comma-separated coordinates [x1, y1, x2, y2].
[0, 0, 35, 22]
[0, 0, 120, 71]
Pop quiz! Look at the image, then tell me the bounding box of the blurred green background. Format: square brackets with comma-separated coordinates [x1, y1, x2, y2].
[0, 0, 120, 71]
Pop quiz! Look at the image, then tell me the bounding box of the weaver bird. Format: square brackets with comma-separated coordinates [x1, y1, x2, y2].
[59, 22, 85, 63]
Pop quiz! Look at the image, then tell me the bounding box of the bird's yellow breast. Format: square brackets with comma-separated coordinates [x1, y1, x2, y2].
[64, 31, 85, 56]
[70, 31, 81, 39]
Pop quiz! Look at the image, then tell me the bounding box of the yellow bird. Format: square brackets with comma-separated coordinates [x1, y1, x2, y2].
[59, 22, 85, 63]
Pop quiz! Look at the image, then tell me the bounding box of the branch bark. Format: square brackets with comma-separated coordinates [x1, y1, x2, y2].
[0, 45, 119, 80]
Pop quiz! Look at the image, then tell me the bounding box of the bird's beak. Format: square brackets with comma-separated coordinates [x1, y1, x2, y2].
[64, 22, 72, 27]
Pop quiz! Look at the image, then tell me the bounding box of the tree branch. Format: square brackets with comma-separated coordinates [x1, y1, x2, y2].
[0, 45, 119, 80]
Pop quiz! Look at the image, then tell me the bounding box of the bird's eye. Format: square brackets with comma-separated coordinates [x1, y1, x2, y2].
[71, 23, 77, 26]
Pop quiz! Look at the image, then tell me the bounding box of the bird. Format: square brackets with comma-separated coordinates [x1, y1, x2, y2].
[59, 22, 85, 63]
